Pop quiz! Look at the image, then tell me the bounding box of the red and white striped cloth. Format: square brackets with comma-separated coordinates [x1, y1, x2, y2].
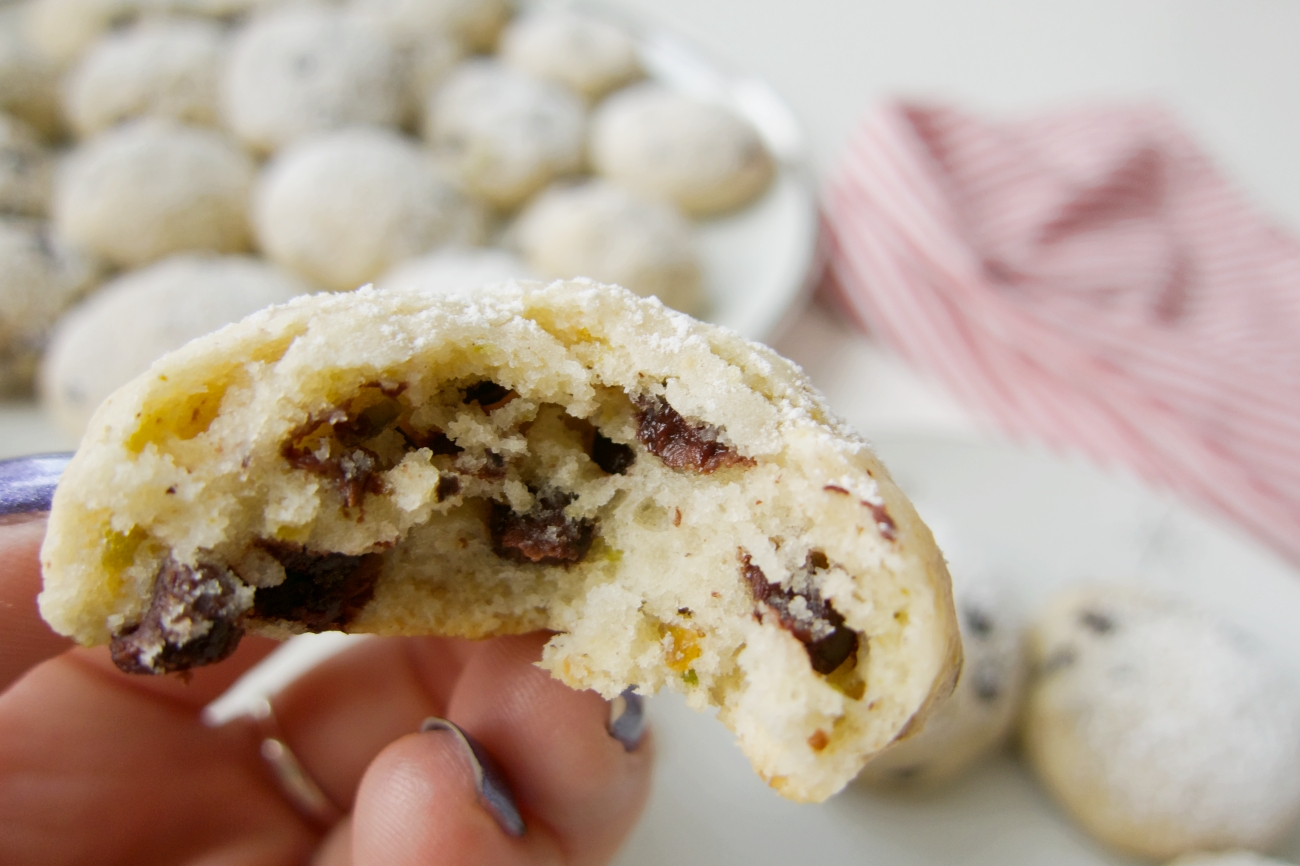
[822, 102, 1300, 567]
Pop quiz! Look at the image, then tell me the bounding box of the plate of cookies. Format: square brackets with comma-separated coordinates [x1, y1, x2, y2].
[0, 0, 818, 451]
[609, 433, 1300, 866]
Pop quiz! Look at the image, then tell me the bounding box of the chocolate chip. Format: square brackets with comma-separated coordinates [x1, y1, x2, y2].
[252, 543, 383, 630]
[741, 552, 859, 675]
[435, 473, 461, 502]
[109, 560, 250, 675]
[634, 396, 754, 474]
[463, 381, 514, 411]
[489, 491, 595, 566]
[397, 424, 462, 456]
[1079, 610, 1115, 634]
[591, 431, 635, 474]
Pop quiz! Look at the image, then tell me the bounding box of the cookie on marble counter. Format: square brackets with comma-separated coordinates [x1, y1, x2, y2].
[514, 179, 702, 314]
[499, 8, 641, 101]
[254, 127, 485, 292]
[40, 253, 311, 438]
[39, 279, 960, 804]
[1024, 584, 1300, 861]
[0, 217, 102, 394]
[590, 83, 774, 216]
[54, 118, 255, 267]
[376, 246, 532, 295]
[0, 112, 52, 215]
[857, 575, 1025, 787]
[63, 17, 226, 138]
[425, 59, 585, 210]
[221, 6, 403, 154]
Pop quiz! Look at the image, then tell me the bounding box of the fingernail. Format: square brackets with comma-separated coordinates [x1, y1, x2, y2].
[607, 687, 645, 752]
[0, 453, 73, 518]
[420, 717, 525, 838]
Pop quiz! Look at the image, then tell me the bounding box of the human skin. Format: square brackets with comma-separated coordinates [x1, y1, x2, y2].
[0, 513, 653, 865]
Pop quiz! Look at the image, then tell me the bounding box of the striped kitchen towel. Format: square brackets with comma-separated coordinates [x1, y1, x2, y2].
[822, 103, 1300, 566]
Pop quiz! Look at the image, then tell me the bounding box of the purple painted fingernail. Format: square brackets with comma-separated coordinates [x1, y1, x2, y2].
[0, 453, 73, 517]
[420, 717, 525, 837]
[607, 687, 645, 752]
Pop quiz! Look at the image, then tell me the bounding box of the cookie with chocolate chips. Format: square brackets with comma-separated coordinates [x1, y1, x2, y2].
[39, 279, 959, 803]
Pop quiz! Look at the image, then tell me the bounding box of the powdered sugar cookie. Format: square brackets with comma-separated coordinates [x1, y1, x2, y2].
[40, 280, 960, 804]
[63, 17, 226, 137]
[0, 217, 102, 394]
[514, 179, 702, 314]
[0, 4, 62, 139]
[221, 6, 403, 154]
[858, 575, 1025, 787]
[590, 83, 774, 216]
[40, 253, 311, 438]
[376, 246, 532, 295]
[425, 60, 585, 210]
[347, 0, 510, 53]
[54, 119, 254, 267]
[254, 127, 485, 292]
[499, 8, 641, 101]
[0, 112, 53, 215]
[1024, 584, 1300, 861]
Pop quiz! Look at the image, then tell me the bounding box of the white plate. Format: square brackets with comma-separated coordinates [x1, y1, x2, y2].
[611, 433, 1300, 866]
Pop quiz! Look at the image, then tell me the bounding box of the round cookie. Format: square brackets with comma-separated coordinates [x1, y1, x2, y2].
[1170, 855, 1295, 866]
[514, 179, 703, 315]
[54, 118, 255, 268]
[347, 0, 511, 53]
[1024, 584, 1300, 861]
[589, 83, 775, 216]
[499, 8, 642, 101]
[221, 6, 404, 154]
[39, 280, 961, 804]
[424, 59, 585, 210]
[25, 0, 132, 69]
[0, 217, 102, 394]
[40, 254, 311, 438]
[857, 575, 1025, 787]
[0, 4, 63, 139]
[63, 17, 226, 138]
[376, 246, 532, 296]
[254, 127, 485, 292]
[0, 112, 53, 216]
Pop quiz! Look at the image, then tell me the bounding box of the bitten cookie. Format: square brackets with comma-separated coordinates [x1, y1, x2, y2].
[514, 179, 703, 315]
[499, 8, 642, 101]
[424, 60, 586, 210]
[40, 280, 960, 803]
[1024, 584, 1300, 861]
[221, 6, 404, 154]
[254, 127, 485, 292]
[857, 574, 1025, 787]
[53, 119, 255, 267]
[0, 217, 102, 394]
[40, 253, 311, 438]
[63, 17, 226, 138]
[589, 84, 774, 216]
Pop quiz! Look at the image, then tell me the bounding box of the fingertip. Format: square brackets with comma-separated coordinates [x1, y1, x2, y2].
[352, 730, 563, 866]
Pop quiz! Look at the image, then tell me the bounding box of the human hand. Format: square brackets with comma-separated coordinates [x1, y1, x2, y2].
[0, 458, 653, 866]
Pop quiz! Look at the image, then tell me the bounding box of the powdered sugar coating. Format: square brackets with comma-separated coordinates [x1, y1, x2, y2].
[64, 17, 226, 137]
[40, 280, 959, 803]
[1025, 584, 1300, 860]
[590, 83, 774, 216]
[514, 179, 703, 314]
[255, 127, 484, 292]
[425, 60, 585, 209]
[54, 119, 255, 267]
[499, 8, 642, 101]
[221, 6, 403, 154]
